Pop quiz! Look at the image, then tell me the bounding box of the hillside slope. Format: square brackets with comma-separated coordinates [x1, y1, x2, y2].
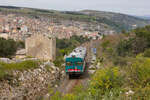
[80, 10, 150, 31]
[0, 6, 150, 32]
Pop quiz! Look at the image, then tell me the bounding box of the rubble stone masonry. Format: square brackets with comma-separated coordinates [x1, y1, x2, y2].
[25, 34, 56, 61]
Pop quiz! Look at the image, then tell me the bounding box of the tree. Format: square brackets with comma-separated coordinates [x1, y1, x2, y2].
[0, 38, 17, 58]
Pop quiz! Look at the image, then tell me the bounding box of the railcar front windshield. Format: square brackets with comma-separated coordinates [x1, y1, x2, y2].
[66, 62, 73, 66]
[76, 62, 83, 66]
[65, 57, 83, 66]
[65, 61, 83, 66]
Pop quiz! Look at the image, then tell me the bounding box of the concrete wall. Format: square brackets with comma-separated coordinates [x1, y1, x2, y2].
[25, 34, 56, 61]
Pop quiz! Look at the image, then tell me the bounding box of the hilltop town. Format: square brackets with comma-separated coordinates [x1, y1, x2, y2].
[0, 12, 114, 41]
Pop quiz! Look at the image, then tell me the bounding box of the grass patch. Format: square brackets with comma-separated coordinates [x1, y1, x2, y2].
[0, 60, 40, 80]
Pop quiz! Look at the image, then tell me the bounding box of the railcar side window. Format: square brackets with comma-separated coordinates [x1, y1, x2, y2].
[66, 62, 72, 66]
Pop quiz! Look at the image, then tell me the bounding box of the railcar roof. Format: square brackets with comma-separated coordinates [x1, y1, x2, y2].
[66, 46, 86, 59]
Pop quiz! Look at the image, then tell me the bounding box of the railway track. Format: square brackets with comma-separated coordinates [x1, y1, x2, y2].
[42, 40, 100, 100]
[47, 41, 94, 100]
[57, 41, 92, 95]
[57, 62, 90, 95]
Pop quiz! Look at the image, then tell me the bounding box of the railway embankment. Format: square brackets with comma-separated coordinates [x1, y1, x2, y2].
[50, 55, 103, 100]
[0, 58, 64, 100]
[49, 41, 102, 99]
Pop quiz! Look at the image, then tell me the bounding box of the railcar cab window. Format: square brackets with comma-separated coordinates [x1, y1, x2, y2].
[66, 62, 73, 66]
[76, 62, 83, 66]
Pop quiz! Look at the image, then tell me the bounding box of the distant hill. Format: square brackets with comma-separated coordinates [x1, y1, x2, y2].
[0, 6, 150, 32]
[135, 15, 150, 20]
[0, 5, 21, 9]
[80, 10, 150, 31]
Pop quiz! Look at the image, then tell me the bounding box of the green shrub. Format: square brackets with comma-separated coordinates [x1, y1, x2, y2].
[101, 40, 110, 51]
[62, 94, 76, 100]
[53, 56, 64, 68]
[106, 47, 114, 55]
[116, 39, 133, 57]
[134, 25, 150, 47]
[143, 49, 150, 57]
[89, 67, 124, 96]
[51, 67, 126, 100]
[130, 57, 150, 88]
[85, 67, 126, 100]
[0, 38, 17, 57]
[56, 35, 90, 50]
[116, 26, 150, 57]
[51, 91, 61, 100]
[67, 67, 125, 100]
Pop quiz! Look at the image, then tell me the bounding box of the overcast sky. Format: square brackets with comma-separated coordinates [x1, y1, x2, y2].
[0, 0, 150, 16]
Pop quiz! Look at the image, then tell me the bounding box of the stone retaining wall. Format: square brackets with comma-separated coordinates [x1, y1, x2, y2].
[0, 61, 61, 100]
